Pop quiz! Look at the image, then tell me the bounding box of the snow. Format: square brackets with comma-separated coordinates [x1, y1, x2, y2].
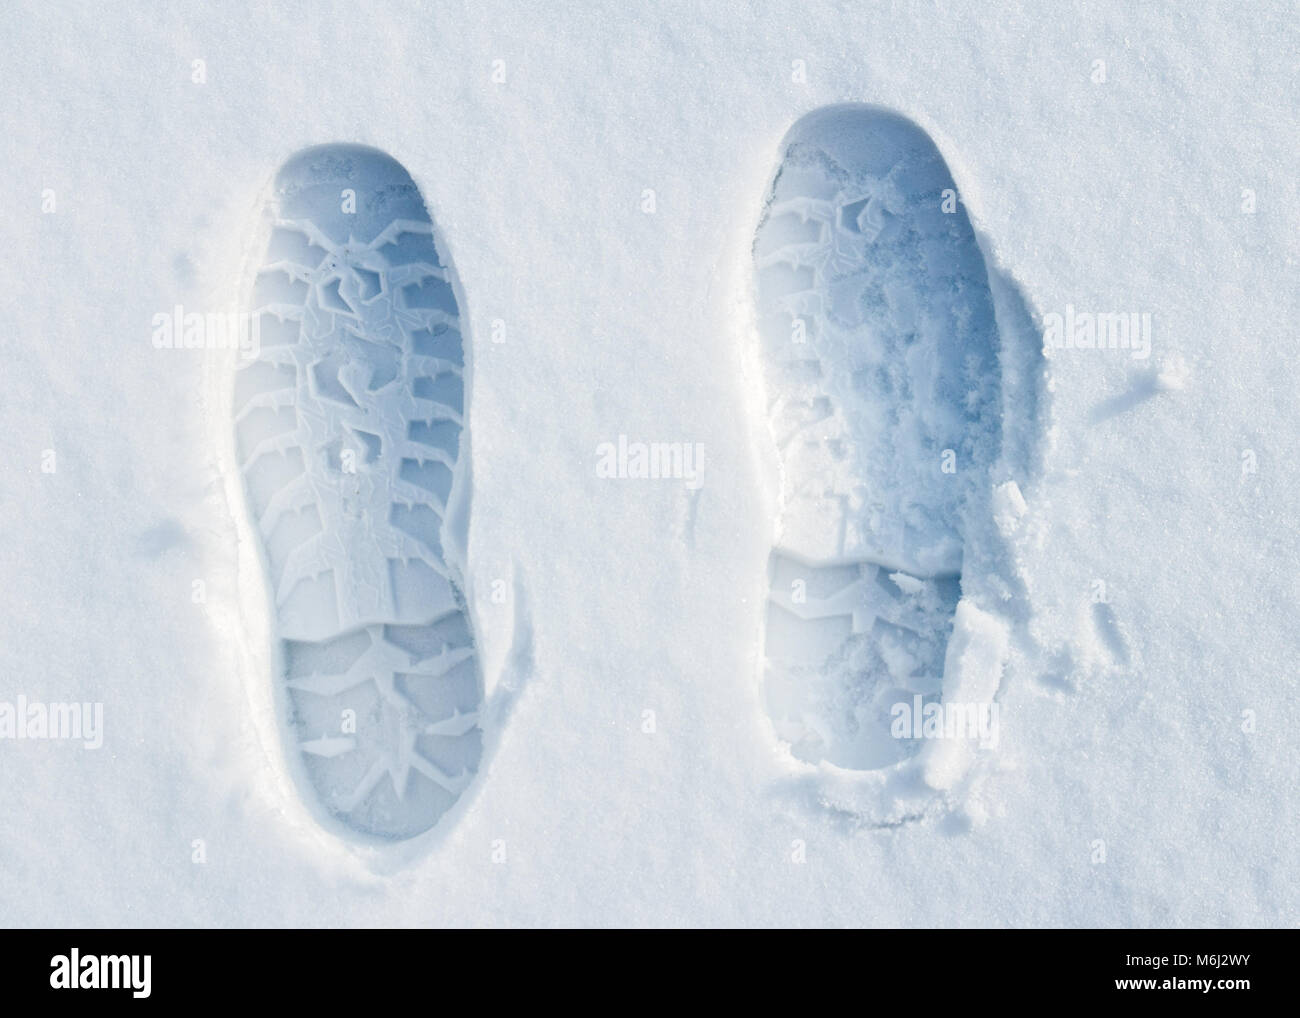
[992, 480, 1028, 537]
[919, 601, 1008, 793]
[0, 0, 1296, 927]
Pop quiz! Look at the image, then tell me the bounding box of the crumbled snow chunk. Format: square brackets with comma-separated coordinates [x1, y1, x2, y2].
[890, 570, 926, 595]
[920, 601, 1009, 792]
[992, 480, 1027, 537]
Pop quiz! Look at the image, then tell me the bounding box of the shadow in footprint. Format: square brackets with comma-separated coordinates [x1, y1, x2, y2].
[236, 144, 481, 844]
[754, 104, 1045, 821]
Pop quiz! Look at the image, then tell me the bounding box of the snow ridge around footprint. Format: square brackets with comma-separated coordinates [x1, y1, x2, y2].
[753, 107, 1009, 817]
[235, 145, 480, 841]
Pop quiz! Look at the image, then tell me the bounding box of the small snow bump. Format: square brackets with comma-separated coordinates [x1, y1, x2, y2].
[1155, 353, 1189, 392]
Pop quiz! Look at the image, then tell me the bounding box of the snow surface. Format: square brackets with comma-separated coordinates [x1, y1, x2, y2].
[0, 0, 1297, 927]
